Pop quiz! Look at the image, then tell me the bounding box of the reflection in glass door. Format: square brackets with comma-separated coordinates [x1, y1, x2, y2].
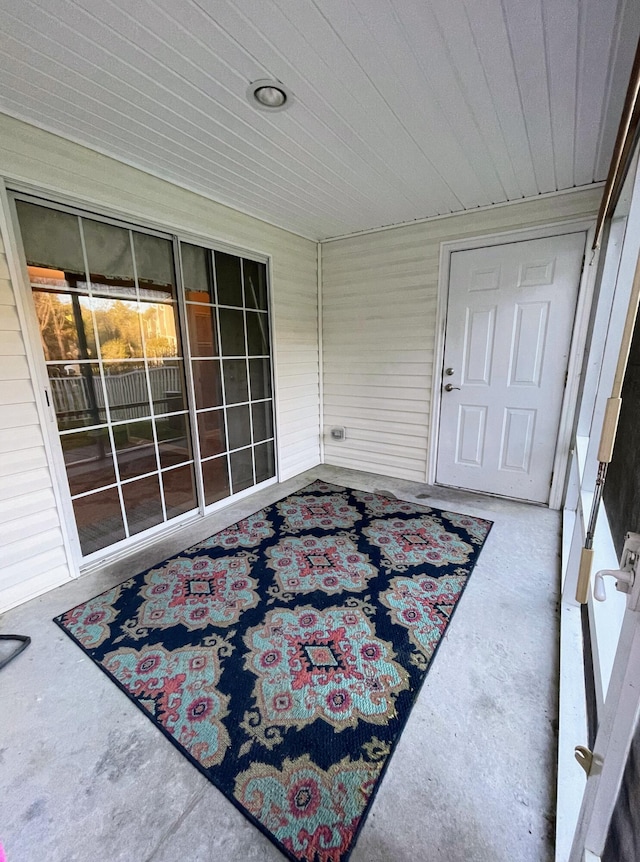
[16, 201, 197, 556]
[181, 244, 276, 505]
[15, 198, 277, 561]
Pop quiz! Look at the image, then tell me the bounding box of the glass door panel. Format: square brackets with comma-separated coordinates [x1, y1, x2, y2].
[252, 401, 274, 443]
[255, 440, 276, 484]
[243, 258, 268, 310]
[180, 242, 276, 503]
[71, 487, 126, 556]
[222, 359, 249, 404]
[17, 203, 85, 276]
[121, 474, 164, 535]
[83, 218, 136, 297]
[202, 455, 230, 505]
[163, 464, 197, 518]
[15, 198, 277, 560]
[215, 251, 243, 306]
[181, 242, 213, 303]
[249, 358, 272, 400]
[192, 359, 223, 409]
[197, 410, 227, 458]
[61, 428, 115, 495]
[16, 200, 198, 558]
[230, 448, 254, 493]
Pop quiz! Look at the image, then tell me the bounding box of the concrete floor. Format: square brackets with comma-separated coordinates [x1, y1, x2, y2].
[1, 465, 561, 862]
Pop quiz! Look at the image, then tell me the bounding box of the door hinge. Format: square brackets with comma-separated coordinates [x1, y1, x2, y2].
[550, 471, 554, 487]
[564, 370, 568, 388]
[44, 388, 50, 407]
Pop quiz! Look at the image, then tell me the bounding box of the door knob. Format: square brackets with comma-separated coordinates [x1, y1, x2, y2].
[444, 383, 461, 392]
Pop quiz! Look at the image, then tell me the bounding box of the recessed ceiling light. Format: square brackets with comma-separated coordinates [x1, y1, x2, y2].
[248, 79, 292, 112]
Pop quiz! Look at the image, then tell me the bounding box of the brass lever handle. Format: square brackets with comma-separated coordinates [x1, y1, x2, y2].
[444, 383, 461, 392]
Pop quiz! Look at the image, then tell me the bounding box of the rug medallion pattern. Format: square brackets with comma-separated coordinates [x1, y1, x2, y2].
[55, 481, 492, 862]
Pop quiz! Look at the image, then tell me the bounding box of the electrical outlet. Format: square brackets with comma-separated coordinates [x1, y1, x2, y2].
[330, 426, 346, 441]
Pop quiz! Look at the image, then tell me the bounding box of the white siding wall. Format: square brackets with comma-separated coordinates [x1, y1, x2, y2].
[0, 114, 319, 612]
[321, 189, 601, 481]
[0, 233, 71, 608]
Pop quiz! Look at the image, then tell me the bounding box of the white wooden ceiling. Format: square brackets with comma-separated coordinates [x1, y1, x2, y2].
[0, 0, 638, 240]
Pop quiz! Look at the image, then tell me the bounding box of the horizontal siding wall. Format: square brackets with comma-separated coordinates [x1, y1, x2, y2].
[321, 188, 601, 482]
[0, 114, 319, 612]
[0, 233, 71, 609]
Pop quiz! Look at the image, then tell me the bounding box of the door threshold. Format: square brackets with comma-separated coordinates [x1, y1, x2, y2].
[432, 481, 548, 507]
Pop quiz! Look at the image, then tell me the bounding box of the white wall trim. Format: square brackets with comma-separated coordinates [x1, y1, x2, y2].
[266, 251, 283, 483]
[0, 178, 79, 580]
[428, 216, 597, 509]
[323, 183, 604, 243]
[317, 241, 325, 463]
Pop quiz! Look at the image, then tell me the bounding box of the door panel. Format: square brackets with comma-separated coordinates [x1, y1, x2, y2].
[437, 233, 585, 503]
[499, 407, 535, 472]
[509, 301, 549, 386]
[463, 306, 495, 384]
[455, 404, 486, 466]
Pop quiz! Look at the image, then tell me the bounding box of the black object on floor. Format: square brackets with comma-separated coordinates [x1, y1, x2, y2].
[0, 634, 31, 671]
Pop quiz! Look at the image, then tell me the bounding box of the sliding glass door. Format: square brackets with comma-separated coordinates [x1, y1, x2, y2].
[180, 242, 275, 505]
[14, 197, 276, 559]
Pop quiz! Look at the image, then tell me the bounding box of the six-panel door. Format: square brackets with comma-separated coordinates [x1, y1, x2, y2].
[437, 233, 585, 503]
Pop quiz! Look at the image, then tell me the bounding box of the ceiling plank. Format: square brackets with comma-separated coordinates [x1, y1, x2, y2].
[543, 0, 579, 190]
[574, 0, 620, 186]
[499, 0, 556, 192]
[459, 0, 539, 199]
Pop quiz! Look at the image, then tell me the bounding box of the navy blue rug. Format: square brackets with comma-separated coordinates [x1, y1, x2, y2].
[55, 481, 492, 862]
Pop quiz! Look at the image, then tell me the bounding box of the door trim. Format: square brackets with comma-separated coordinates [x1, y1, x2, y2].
[428, 218, 599, 509]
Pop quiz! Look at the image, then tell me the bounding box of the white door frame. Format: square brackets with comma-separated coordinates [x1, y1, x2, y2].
[0, 179, 281, 584]
[428, 218, 599, 509]
[569, 564, 640, 861]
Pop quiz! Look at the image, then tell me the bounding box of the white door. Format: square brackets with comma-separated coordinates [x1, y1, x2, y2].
[570, 534, 640, 862]
[436, 233, 585, 503]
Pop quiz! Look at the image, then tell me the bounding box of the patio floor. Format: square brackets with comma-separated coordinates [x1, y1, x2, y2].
[1, 465, 561, 862]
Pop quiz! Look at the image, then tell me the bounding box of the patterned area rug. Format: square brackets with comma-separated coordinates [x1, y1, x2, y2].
[55, 481, 492, 862]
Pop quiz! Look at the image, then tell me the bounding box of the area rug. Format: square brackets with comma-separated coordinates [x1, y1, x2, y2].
[55, 481, 492, 862]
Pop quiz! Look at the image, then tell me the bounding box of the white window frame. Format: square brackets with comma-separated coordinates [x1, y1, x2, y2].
[0, 179, 280, 578]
